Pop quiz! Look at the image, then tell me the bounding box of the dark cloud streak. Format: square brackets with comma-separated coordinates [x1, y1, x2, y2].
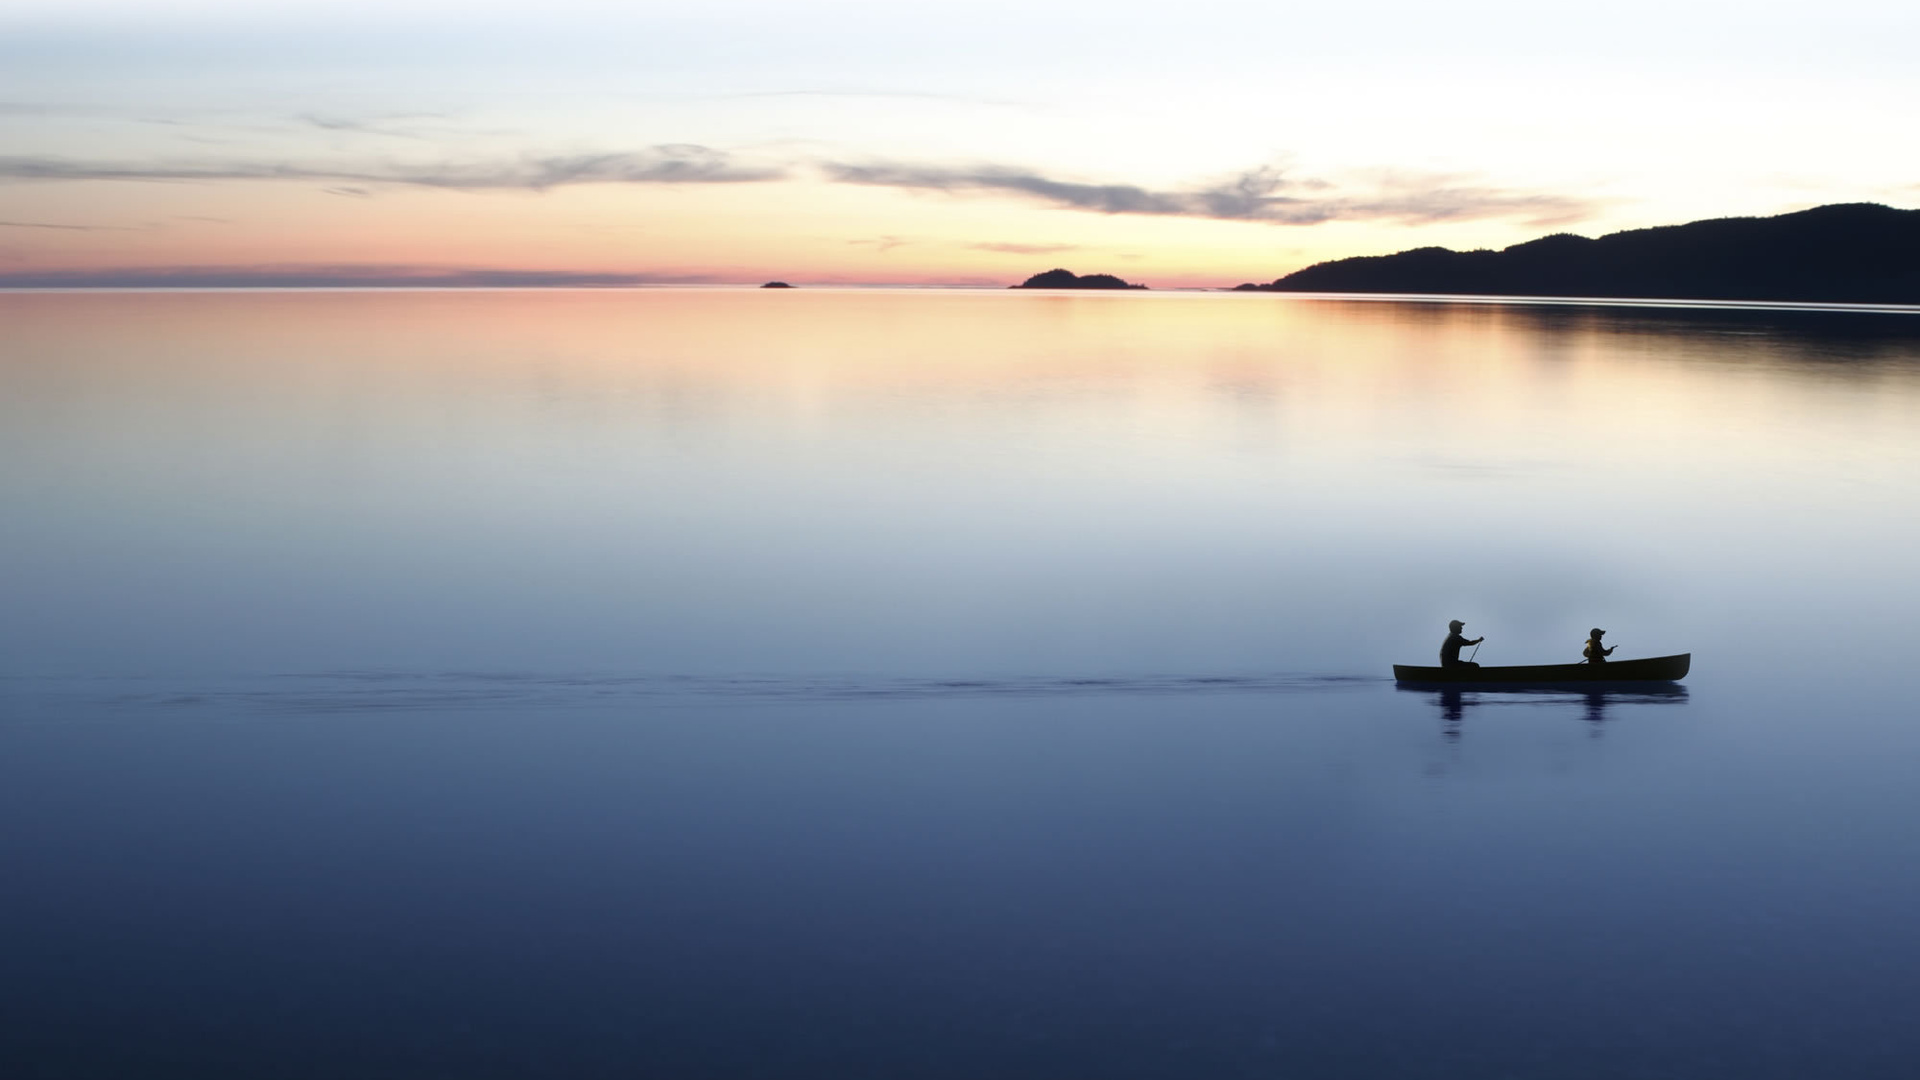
[297, 114, 428, 140]
[826, 161, 1592, 227]
[0, 143, 1591, 228]
[0, 146, 784, 191]
[829, 163, 1190, 215]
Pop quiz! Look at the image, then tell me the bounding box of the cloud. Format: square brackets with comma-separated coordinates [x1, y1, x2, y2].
[969, 241, 1081, 254]
[1318, 168, 1596, 227]
[829, 162, 1191, 215]
[297, 114, 427, 140]
[0, 265, 695, 288]
[0, 142, 1590, 228]
[0, 146, 784, 191]
[294, 112, 475, 141]
[299, 114, 376, 132]
[825, 161, 1592, 227]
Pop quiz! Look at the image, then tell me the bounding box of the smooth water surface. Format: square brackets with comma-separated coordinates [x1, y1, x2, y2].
[3, 290, 1920, 1077]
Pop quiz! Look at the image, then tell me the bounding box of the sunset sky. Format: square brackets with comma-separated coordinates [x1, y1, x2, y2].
[4, 0, 1916, 287]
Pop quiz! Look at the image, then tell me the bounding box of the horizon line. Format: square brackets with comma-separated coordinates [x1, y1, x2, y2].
[5, 285, 1917, 316]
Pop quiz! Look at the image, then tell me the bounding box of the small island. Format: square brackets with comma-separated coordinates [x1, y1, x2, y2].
[1012, 269, 1148, 290]
[1231, 203, 1920, 305]
[760, 281, 794, 288]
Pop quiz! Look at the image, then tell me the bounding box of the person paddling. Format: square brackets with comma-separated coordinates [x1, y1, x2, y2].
[1440, 620, 1484, 668]
[1583, 628, 1615, 664]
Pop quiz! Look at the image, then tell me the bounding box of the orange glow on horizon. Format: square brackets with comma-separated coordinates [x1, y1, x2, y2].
[1, 176, 1604, 289]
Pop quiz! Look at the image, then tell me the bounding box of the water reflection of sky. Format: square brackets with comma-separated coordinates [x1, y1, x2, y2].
[3, 291, 1920, 1077]
[4, 290, 1918, 680]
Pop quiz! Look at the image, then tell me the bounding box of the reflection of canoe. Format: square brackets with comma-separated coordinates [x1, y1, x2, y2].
[1393, 653, 1690, 686]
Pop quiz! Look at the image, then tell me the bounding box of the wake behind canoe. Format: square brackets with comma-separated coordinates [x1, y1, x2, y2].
[1393, 653, 1690, 686]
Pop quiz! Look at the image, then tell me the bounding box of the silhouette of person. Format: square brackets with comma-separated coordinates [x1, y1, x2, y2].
[1583, 628, 1615, 664]
[1440, 620, 1484, 668]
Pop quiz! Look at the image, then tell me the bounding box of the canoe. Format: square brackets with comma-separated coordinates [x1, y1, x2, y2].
[1393, 653, 1690, 686]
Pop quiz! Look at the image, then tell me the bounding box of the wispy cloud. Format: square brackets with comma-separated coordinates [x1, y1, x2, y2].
[829, 162, 1190, 215]
[970, 241, 1081, 254]
[292, 112, 488, 142]
[0, 142, 1591, 228]
[0, 146, 784, 191]
[297, 114, 428, 140]
[825, 161, 1592, 227]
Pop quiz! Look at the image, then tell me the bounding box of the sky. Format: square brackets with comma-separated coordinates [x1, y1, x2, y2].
[2, 0, 1916, 287]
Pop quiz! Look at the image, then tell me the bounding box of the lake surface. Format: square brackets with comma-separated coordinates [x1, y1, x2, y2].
[4, 289, 1920, 1077]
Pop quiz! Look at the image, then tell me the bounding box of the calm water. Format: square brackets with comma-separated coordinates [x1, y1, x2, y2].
[3, 290, 1920, 1077]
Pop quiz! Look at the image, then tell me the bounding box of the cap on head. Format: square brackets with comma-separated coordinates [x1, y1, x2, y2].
[1590, 628, 1605, 638]
[1449, 619, 1465, 630]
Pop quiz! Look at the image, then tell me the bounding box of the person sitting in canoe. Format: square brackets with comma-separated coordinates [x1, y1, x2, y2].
[1583, 628, 1615, 664]
[1440, 620, 1484, 668]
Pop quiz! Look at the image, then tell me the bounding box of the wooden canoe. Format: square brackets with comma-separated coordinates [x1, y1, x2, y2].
[1393, 653, 1690, 686]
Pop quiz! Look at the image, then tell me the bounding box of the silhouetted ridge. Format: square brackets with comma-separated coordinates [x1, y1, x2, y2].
[760, 281, 794, 288]
[1014, 268, 1147, 290]
[1233, 204, 1920, 304]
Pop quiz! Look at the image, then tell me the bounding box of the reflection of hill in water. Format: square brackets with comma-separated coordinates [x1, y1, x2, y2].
[1326, 297, 1920, 368]
[1498, 303, 1920, 363]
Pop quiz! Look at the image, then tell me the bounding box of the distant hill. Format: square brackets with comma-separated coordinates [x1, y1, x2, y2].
[1014, 269, 1148, 290]
[1234, 204, 1920, 304]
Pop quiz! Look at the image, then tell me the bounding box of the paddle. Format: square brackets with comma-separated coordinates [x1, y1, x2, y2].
[1468, 640, 1481, 663]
